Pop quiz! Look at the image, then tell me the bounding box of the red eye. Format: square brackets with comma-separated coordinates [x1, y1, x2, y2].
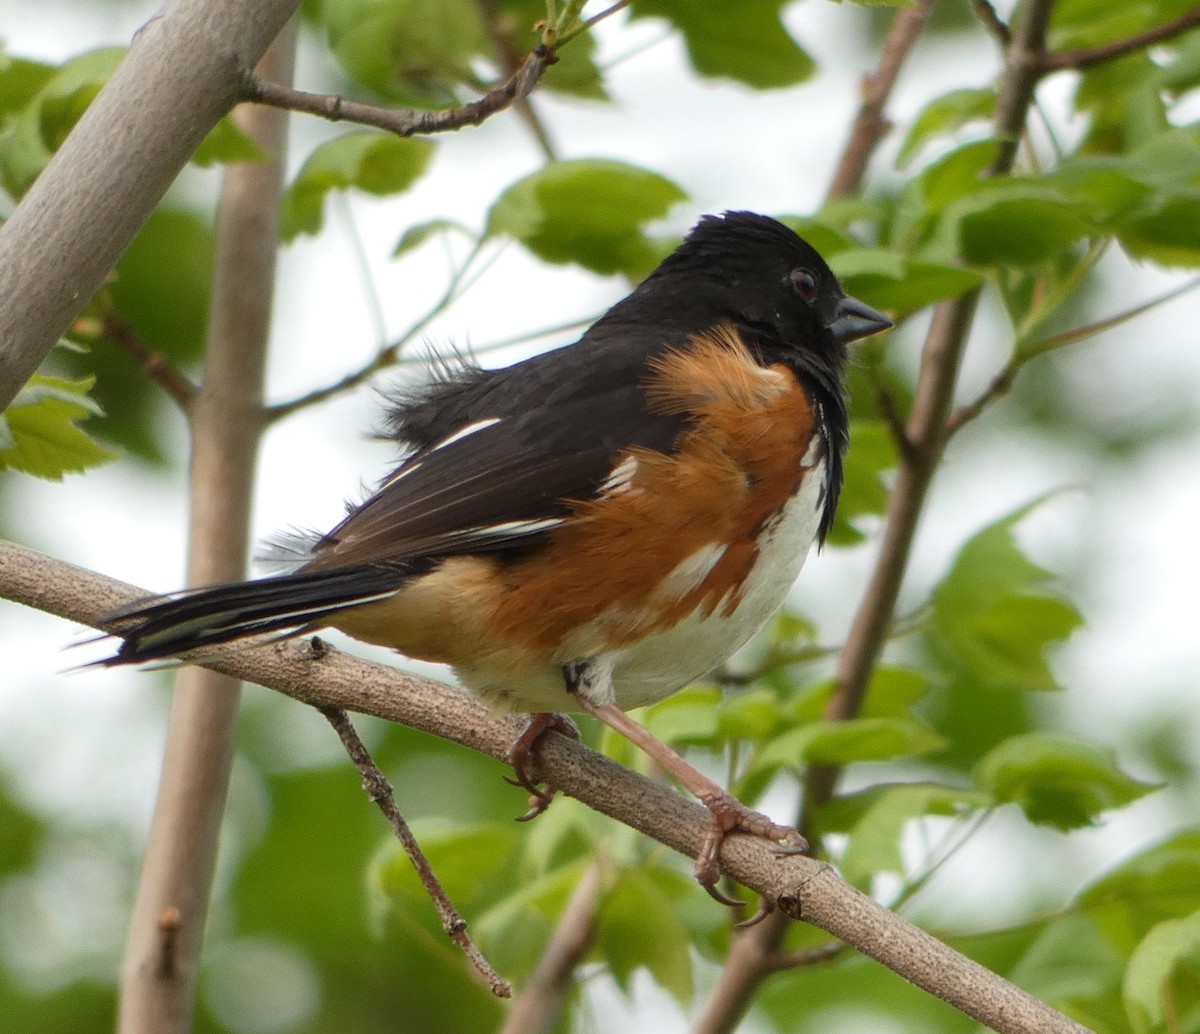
[791, 268, 818, 301]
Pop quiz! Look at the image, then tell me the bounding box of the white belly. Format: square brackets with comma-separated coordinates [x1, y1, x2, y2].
[607, 460, 824, 707]
[454, 459, 826, 713]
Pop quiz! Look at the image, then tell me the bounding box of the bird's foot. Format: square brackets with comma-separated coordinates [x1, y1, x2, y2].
[505, 711, 581, 821]
[695, 788, 808, 923]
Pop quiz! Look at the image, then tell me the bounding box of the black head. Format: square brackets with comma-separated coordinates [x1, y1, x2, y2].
[591, 211, 891, 546]
[599, 211, 890, 371]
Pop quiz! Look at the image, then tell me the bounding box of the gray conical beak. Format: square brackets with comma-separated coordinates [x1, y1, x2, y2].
[830, 295, 892, 344]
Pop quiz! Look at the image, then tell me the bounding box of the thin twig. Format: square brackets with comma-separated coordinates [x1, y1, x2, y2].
[764, 939, 848, 972]
[477, 0, 558, 161]
[1041, 8, 1200, 72]
[559, 0, 633, 46]
[827, 0, 935, 199]
[243, 44, 555, 138]
[946, 274, 1200, 434]
[319, 704, 512, 998]
[266, 239, 486, 421]
[98, 307, 196, 410]
[969, 0, 1011, 49]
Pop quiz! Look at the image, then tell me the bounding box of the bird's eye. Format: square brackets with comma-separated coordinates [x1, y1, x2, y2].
[790, 268, 818, 302]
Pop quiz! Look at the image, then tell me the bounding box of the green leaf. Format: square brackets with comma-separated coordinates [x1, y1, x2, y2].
[630, 0, 813, 89]
[898, 87, 997, 168]
[0, 52, 54, 120]
[392, 217, 476, 259]
[472, 860, 591, 975]
[0, 374, 117, 479]
[974, 733, 1157, 830]
[325, 0, 488, 106]
[827, 419, 897, 546]
[893, 139, 1001, 257]
[1123, 911, 1200, 1034]
[755, 716, 944, 773]
[486, 159, 687, 277]
[643, 685, 721, 745]
[0, 47, 124, 198]
[1079, 831, 1200, 954]
[717, 688, 783, 742]
[833, 248, 984, 313]
[541, 27, 608, 100]
[598, 868, 694, 1003]
[1048, 157, 1154, 225]
[860, 667, 932, 720]
[192, 115, 268, 167]
[1116, 191, 1200, 268]
[930, 500, 1083, 693]
[373, 821, 521, 907]
[1006, 911, 1127, 1015]
[59, 207, 215, 463]
[281, 132, 436, 240]
[503, 0, 609, 100]
[953, 184, 1094, 265]
[839, 783, 989, 886]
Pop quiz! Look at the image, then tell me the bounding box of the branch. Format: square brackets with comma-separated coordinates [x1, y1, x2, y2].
[826, 0, 935, 200]
[501, 861, 605, 1034]
[945, 274, 1200, 435]
[696, 4, 1059, 1030]
[1040, 8, 1200, 72]
[266, 238, 489, 421]
[117, 26, 295, 1034]
[320, 704, 511, 998]
[0, 540, 1092, 1034]
[969, 0, 1012, 49]
[0, 0, 300, 413]
[476, 0, 558, 161]
[243, 44, 555, 138]
[97, 304, 196, 411]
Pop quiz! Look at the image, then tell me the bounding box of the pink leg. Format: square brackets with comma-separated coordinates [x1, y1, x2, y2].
[577, 696, 807, 907]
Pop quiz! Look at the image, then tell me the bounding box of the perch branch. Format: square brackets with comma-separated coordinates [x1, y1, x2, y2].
[0, 539, 1092, 1034]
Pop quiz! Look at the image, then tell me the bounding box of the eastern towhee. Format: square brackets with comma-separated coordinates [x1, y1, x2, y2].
[100, 211, 891, 904]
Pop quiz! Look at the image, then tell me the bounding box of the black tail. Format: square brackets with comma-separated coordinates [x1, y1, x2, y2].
[102, 563, 423, 665]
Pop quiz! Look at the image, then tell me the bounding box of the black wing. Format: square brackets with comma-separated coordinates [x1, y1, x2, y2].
[304, 336, 689, 570]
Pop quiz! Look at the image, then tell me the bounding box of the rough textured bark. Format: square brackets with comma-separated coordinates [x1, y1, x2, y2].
[0, 0, 299, 412]
[0, 540, 1093, 1034]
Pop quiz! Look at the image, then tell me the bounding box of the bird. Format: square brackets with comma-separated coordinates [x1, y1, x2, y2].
[99, 211, 891, 905]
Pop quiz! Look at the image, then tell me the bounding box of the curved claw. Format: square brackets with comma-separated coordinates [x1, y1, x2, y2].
[701, 879, 746, 909]
[734, 896, 775, 930]
[514, 789, 555, 823]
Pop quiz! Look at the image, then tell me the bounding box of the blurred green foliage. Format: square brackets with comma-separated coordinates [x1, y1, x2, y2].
[4, 0, 1200, 1032]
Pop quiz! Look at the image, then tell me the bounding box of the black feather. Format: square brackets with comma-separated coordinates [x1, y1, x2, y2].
[101, 211, 879, 665]
[104, 562, 433, 664]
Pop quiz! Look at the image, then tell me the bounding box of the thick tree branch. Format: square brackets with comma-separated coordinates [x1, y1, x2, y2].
[0, 0, 300, 413]
[0, 539, 1091, 1034]
[116, 27, 295, 1034]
